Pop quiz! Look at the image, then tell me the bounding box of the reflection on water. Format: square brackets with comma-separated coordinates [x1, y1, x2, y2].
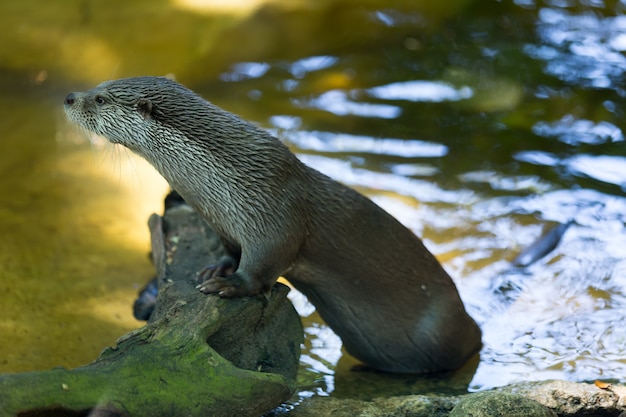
[282, 130, 448, 158]
[2, 0, 626, 405]
[530, 6, 626, 89]
[532, 115, 623, 145]
[566, 154, 626, 188]
[367, 80, 473, 102]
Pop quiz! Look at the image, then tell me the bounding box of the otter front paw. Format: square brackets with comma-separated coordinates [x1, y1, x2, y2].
[196, 256, 237, 283]
[196, 271, 263, 298]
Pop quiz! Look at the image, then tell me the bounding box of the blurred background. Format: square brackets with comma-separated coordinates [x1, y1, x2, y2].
[1, 0, 625, 404]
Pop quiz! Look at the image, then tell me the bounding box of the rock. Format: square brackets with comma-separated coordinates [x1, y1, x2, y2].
[449, 391, 556, 417]
[500, 380, 626, 416]
[278, 380, 626, 416]
[282, 395, 459, 417]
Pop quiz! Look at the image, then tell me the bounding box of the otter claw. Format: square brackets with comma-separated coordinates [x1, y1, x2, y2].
[197, 278, 225, 294]
[197, 280, 238, 298]
[197, 271, 266, 298]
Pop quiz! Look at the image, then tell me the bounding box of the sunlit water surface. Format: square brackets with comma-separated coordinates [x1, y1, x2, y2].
[1, 0, 625, 406]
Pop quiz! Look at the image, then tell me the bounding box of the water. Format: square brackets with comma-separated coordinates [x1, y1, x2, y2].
[1, 0, 625, 403]
[201, 0, 626, 396]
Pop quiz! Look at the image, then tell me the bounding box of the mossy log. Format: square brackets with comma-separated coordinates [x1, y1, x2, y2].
[0, 204, 303, 417]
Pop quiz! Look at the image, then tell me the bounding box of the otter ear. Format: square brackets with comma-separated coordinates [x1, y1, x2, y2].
[137, 98, 153, 120]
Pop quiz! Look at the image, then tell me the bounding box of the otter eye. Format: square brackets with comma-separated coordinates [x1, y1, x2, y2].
[95, 95, 105, 105]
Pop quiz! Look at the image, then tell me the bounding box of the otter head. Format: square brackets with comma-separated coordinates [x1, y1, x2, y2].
[63, 76, 196, 153]
[63, 76, 257, 218]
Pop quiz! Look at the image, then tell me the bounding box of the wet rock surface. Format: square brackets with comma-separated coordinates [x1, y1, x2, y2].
[449, 391, 556, 417]
[275, 380, 626, 417]
[499, 380, 626, 416]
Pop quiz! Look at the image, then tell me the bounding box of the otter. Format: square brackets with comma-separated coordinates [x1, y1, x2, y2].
[64, 76, 482, 373]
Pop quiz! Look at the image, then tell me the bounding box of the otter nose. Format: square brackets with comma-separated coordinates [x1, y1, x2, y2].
[64, 93, 76, 106]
